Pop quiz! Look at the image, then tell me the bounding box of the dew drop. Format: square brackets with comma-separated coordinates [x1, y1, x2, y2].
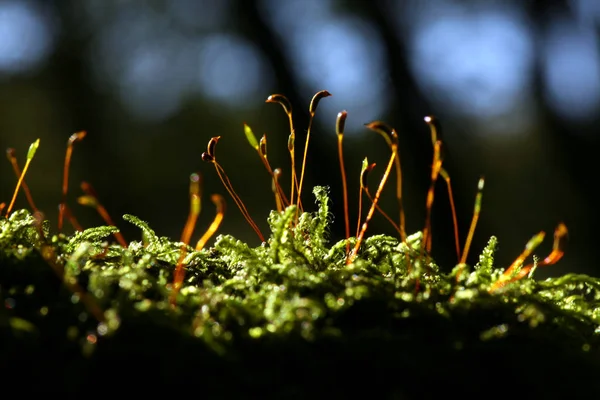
[248, 327, 263, 338]
[97, 323, 108, 336]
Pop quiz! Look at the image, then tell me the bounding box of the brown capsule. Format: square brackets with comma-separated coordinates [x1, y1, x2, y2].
[259, 134, 268, 158]
[6, 148, 16, 159]
[360, 162, 377, 189]
[272, 168, 281, 195]
[365, 121, 398, 146]
[68, 131, 87, 145]
[206, 136, 220, 158]
[309, 90, 332, 115]
[287, 134, 294, 152]
[424, 115, 442, 145]
[336, 110, 348, 136]
[266, 94, 292, 116]
[201, 152, 214, 163]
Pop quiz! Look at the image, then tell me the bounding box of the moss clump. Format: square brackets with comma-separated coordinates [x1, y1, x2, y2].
[1, 186, 600, 398]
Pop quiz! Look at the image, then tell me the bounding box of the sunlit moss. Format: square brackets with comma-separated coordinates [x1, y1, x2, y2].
[1, 186, 600, 396]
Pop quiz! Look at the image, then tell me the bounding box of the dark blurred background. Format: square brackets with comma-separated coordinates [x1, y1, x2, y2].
[0, 0, 598, 278]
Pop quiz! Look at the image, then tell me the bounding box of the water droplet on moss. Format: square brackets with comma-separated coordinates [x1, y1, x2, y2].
[86, 333, 97, 344]
[480, 324, 509, 341]
[105, 308, 121, 331]
[396, 292, 413, 302]
[135, 299, 152, 311]
[249, 327, 263, 338]
[97, 323, 108, 336]
[211, 323, 223, 337]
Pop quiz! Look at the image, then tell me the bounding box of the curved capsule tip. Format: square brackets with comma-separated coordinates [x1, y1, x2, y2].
[336, 110, 348, 136]
[309, 90, 332, 114]
[265, 94, 292, 115]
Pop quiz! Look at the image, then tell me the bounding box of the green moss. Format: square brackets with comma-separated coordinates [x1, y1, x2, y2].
[1, 185, 600, 397]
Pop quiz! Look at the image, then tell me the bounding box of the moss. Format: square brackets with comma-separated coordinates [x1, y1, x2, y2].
[1, 185, 600, 398]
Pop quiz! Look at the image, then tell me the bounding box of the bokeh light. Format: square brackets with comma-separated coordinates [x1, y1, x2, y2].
[196, 34, 273, 107]
[167, 0, 233, 30]
[260, 0, 390, 132]
[542, 17, 600, 122]
[0, 1, 56, 75]
[405, 2, 534, 123]
[89, 1, 270, 121]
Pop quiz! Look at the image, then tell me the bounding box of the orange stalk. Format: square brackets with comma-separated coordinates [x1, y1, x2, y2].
[369, 122, 406, 242]
[243, 124, 289, 209]
[507, 223, 569, 282]
[202, 137, 265, 243]
[421, 140, 443, 257]
[179, 173, 202, 245]
[336, 111, 351, 254]
[424, 116, 461, 258]
[488, 224, 567, 292]
[459, 177, 485, 265]
[171, 173, 202, 305]
[356, 158, 376, 237]
[360, 158, 402, 236]
[296, 90, 331, 211]
[363, 187, 402, 237]
[58, 131, 86, 231]
[272, 168, 284, 212]
[6, 148, 38, 212]
[259, 134, 290, 207]
[348, 122, 397, 264]
[195, 194, 226, 251]
[78, 181, 127, 246]
[439, 169, 460, 261]
[5, 139, 40, 217]
[266, 94, 299, 206]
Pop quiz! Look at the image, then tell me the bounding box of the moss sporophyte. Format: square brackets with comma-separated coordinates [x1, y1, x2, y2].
[2, 91, 600, 397]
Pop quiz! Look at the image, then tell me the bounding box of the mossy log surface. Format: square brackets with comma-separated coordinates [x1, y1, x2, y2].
[1, 188, 600, 398]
